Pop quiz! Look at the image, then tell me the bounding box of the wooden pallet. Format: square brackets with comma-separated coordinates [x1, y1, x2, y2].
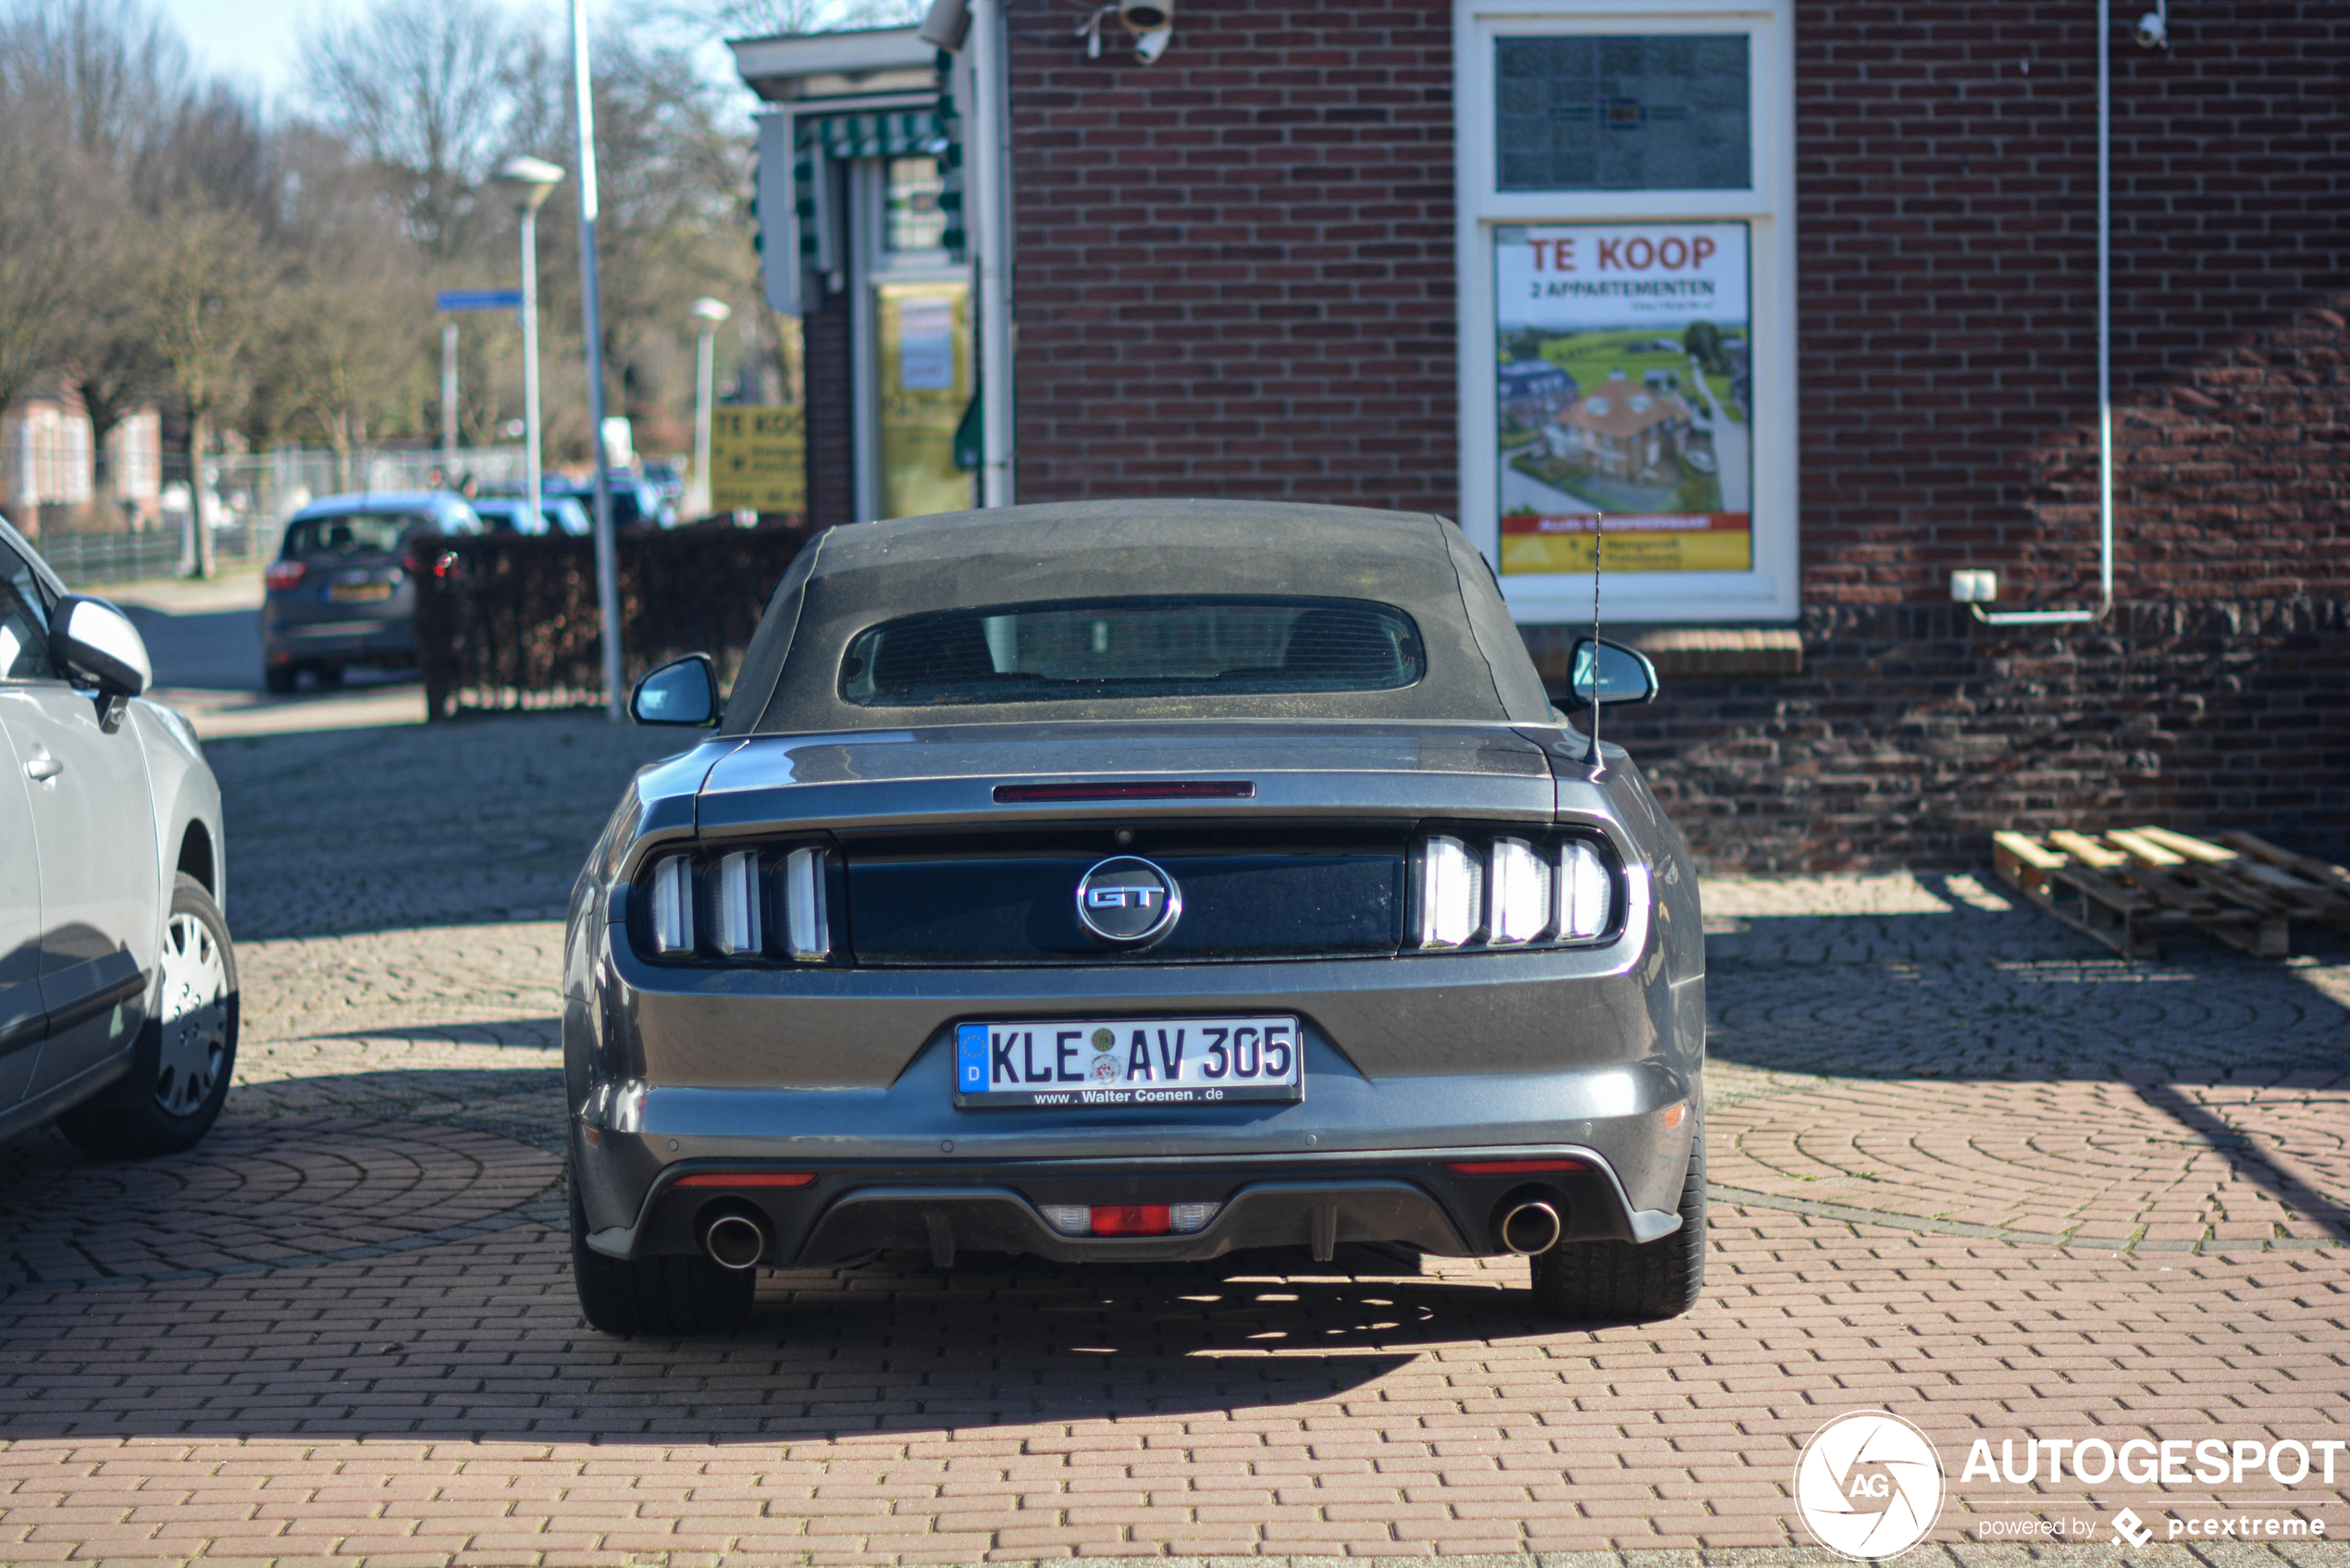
[1990, 824, 2345, 959]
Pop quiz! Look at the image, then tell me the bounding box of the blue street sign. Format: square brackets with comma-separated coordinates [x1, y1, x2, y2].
[436, 290, 525, 312]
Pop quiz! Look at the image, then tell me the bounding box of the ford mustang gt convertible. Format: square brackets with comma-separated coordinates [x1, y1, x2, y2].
[563, 500, 1705, 1335]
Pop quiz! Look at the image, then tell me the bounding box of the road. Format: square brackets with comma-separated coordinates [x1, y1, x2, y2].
[0, 715, 2342, 1563]
[108, 569, 426, 738]
[1685, 353, 1750, 513]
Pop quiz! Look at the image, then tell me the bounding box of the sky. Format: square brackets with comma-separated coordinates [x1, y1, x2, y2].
[153, 0, 349, 103]
[149, 0, 749, 109]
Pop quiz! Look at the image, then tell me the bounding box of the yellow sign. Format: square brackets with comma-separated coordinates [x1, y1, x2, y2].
[709, 407, 807, 513]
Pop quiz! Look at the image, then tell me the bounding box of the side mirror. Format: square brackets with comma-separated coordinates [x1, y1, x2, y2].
[1566, 636, 1658, 706]
[630, 653, 720, 726]
[52, 596, 152, 698]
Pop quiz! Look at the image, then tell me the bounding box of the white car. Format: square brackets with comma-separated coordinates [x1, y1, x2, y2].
[0, 516, 236, 1154]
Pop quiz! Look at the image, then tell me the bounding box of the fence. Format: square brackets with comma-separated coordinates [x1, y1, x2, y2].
[29, 444, 529, 588]
[412, 524, 810, 718]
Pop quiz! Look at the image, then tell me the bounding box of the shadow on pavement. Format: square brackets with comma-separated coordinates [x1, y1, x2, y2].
[0, 1226, 1537, 1440]
[209, 715, 686, 939]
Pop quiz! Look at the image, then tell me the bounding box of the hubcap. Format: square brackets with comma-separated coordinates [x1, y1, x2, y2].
[153, 911, 229, 1117]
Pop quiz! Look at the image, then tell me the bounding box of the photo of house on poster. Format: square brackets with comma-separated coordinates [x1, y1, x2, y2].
[1495, 221, 1752, 575]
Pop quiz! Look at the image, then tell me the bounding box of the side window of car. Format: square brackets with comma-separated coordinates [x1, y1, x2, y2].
[0, 544, 54, 682]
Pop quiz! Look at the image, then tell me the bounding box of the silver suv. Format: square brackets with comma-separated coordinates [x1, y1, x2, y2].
[0, 517, 237, 1154]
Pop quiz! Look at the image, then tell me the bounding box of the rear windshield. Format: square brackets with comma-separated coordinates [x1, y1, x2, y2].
[282, 512, 424, 557]
[840, 596, 1426, 708]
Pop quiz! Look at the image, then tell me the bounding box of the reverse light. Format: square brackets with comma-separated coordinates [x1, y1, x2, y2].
[1488, 837, 1552, 945]
[648, 855, 694, 954]
[1418, 835, 1482, 948]
[1039, 1202, 1219, 1237]
[263, 560, 306, 591]
[711, 851, 761, 956]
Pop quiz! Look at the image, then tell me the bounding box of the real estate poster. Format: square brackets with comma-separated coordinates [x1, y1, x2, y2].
[1494, 221, 1751, 574]
[709, 406, 807, 514]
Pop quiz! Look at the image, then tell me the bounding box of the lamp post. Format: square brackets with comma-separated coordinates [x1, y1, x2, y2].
[490, 155, 563, 510]
[686, 297, 730, 517]
[568, 0, 624, 720]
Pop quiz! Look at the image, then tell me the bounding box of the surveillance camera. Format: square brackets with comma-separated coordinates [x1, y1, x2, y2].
[1118, 0, 1170, 32]
[1133, 25, 1170, 63]
[918, 0, 970, 51]
[2134, 7, 2167, 47]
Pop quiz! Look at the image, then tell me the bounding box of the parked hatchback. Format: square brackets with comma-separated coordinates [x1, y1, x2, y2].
[261, 491, 481, 692]
[0, 514, 237, 1154]
[565, 500, 1704, 1336]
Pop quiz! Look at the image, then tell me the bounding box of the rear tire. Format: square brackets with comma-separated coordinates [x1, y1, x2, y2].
[569, 1167, 754, 1336]
[1527, 1129, 1706, 1323]
[263, 664, 296, 694]
[312, 663, 344, 690]
[58, 874, 238, 1158]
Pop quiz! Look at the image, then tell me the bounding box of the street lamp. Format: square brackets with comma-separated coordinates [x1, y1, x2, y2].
[686, 297, 731, 517]
[490, 154, 563, 510]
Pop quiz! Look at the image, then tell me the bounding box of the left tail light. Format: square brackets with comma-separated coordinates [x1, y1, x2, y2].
[264, 560, 305, 591]
[637, 846, 835, 962]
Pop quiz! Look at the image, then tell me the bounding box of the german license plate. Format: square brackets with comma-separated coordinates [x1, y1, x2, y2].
[328, 580, 391, 602]
[954, 1017, 1303, 1107]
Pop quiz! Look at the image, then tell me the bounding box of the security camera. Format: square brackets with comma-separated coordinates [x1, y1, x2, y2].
[918, 0, 970, 51]
[1132, 25, 1170, 63]
[1118, 0, 1170, 32]
[2134, 5, 2167, 48]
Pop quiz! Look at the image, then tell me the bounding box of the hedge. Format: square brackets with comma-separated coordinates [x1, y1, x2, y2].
[411, 525, 810, 718]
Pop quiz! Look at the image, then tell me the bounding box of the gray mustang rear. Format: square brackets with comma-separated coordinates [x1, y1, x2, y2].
[563, 500, 1706, 1334]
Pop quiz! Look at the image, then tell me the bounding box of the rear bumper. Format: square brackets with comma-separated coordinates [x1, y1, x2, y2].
[263, 616, 414, 665]
[576, 1143, 1683, 1266]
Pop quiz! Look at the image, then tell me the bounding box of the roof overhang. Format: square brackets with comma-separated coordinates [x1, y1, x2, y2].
[727, 26, 937, 104]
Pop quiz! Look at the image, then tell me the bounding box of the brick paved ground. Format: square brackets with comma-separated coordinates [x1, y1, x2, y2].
[0, 715, 2344, 1566]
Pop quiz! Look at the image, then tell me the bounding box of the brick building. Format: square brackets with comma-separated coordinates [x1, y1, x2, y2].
[735, 1, 2348, 870]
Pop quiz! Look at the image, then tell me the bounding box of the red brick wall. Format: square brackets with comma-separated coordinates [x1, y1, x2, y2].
[1004, 0, 1459, 510]
[999, 0, 2350, 868]
[1791, 0, 2350, 609]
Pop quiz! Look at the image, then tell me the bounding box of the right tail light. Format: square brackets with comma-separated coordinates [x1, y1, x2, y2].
[1414, 833, 1619, 950]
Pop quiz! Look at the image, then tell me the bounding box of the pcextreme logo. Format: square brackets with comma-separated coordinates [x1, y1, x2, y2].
[1794, 1411, 1948, 1561]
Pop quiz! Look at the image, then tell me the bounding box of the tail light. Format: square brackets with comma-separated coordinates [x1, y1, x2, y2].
[638, 845, 835, 962]
[1414, 833, 1619, 950]
[264, 560, 305, 591]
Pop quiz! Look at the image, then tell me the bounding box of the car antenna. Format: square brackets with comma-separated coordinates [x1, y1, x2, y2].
[1586, 510, 1604, 779]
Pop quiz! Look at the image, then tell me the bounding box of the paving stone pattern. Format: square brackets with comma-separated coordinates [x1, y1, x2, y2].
[0, 716, 2343, 1566]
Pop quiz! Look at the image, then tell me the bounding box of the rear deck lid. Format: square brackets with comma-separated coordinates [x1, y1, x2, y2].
[696, 722, 1559, 834]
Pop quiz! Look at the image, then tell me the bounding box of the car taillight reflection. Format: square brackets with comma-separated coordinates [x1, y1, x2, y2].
[263, 560, 305, 591]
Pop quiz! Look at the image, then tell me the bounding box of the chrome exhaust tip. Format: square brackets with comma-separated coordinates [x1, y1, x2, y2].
[1500, 1200, 1563, 1256]
[700, 1212, 769, 1271]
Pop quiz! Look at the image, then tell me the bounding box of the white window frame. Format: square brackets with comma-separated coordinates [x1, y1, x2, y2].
[850, 157, 975, 523]
[1453, 0, 1798, 624]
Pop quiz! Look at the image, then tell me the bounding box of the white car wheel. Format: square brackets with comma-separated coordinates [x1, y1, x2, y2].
[152, 909, 230, 1117]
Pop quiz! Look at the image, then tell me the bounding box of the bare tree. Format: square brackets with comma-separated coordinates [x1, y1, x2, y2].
[0, 0, 189, 168]
[629, 0, 921, 39]
[253, 130, 427, 489]
[138, 204, 272, 573]
[298, 0, 519, 260]
[0, 74, 93, 414]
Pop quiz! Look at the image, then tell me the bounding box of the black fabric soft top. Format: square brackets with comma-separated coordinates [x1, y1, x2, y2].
[720, 500, 1556, 735]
